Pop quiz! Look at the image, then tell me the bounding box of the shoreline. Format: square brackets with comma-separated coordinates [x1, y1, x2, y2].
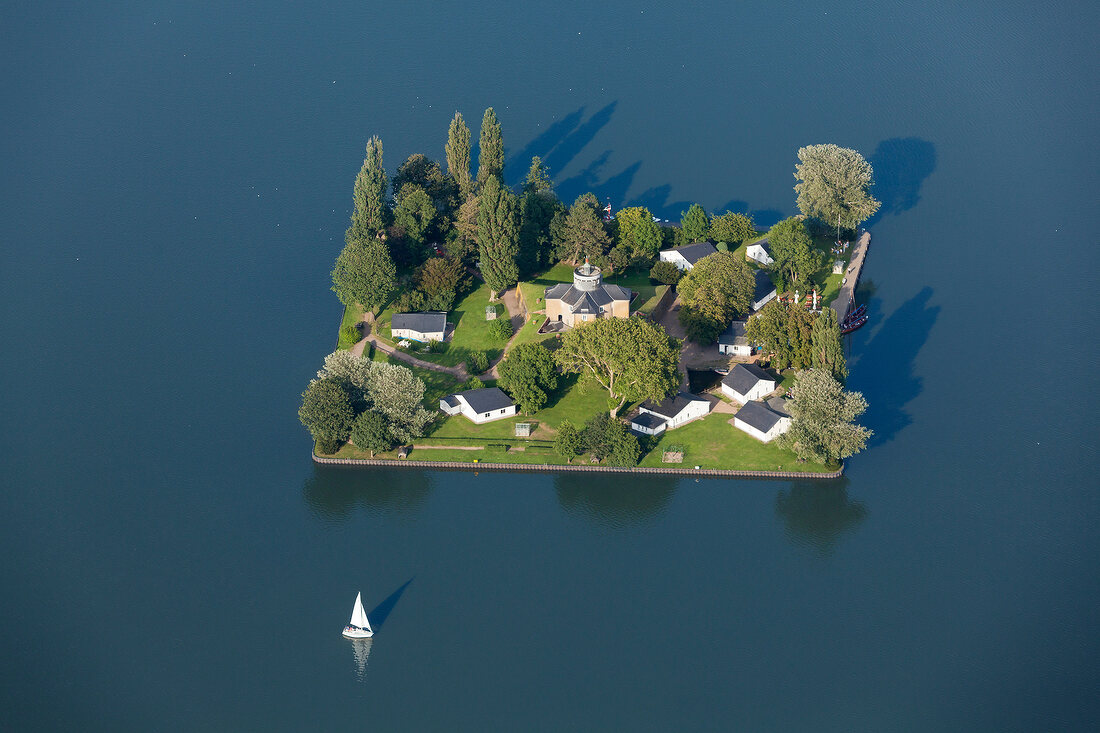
[312, 452, 844, 479]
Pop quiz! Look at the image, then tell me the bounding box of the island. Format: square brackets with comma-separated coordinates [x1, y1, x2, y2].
[300, 109, 875, 477]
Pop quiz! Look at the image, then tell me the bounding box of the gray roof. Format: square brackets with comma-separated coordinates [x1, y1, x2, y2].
[766, 396, 790, 417]
[718, 320, 748, 346]
[631, 412, 668, 430]
[391, 311, 447, 334]
[752, 269, 776, 304]
[735, 401, 784, 432]
[455, 386, 514, 413]
[665, 241, 717, 266]
[544, 282, 631, 313]
[641, 391, 707, 420]
[722, 363, 775, 395]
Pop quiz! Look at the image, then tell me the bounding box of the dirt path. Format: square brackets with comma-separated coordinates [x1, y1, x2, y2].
[486, 286, 526, 379]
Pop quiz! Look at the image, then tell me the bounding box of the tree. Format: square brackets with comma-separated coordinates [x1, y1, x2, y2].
[581, 412, 641, 466]
[744, 299, 817, 370]
[331, 236, 396, 315]
[299, 378, 355, 453]
[614, 206, 662, 267]
[348, 136, 388, 241]
[350, 411, 393, 457]
[316, 350, 374, 410]
[497, 342, 558, 414]
[811, 308, 848, 380]
[676, 252, 756, 342]
[393, 153, 455, 227]
[414, 256, 469, 311]
[768, 217, 819, 292]
[519, 189, 562, 275]
[476, 175, 520, 297]
[709, 212, 756, 245]
[794, 144, 881, 231]
[366, 362, 434, 443]
[554, 420, 583, 463]
[780, 369, 872, 464]
[488, 316, 513, 341]
[476, 107, 503, 188]
[649, 260, 682, 286]
[680, 204, 710, 242]
[523, 156, 553, 194]
[785, 303, 815, 369]
[446, 112, 473, 201]
[558, 193, 611, 264]
[449, 193, 480, 265]
[392, 183, 436, 254]
[555, 317, 681, 417]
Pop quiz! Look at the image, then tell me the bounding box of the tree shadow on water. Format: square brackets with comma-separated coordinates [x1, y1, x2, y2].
[303, 466, 433, 521]
[850, 286, 940, 447]
[867, 137, 936, 225]
[553, 473, 677, 528]
[775, 477, 868, 556]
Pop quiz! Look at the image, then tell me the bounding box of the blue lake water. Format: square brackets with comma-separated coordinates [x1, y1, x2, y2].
[1, 1, 1097, 730]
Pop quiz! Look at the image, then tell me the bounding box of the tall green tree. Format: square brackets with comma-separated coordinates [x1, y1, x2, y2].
[393, 153, 455, 224]
[414, 256, 469, 311]
[779, 369, 872, 464]
[558, 193, 611, 264]
[392, 183, 436, 256]
[331, 236, 396, 315]
[366, 362, 434, 443]
[785, 303, 815, 368]
[497, 342, 559, 414]
[519, 190, 563, 275]
[768, 216, 820, 292]
[676, 252, 756, 342]
[554, 420, 583, 463]
[709, 212, 756, 245]
[348, 136, 388, 241]
[555, 317, 681, 417]
[794, 144, 881, 231]
[811, 308, 848, 380]
[476, 175, 520, 297]
[445, 112, 473, 201]
[523, 156, 553, 194]
[349, 411, 393, 457]
[745, 300, 793, 367]
[613, 206, 662, 267]
[680, 203, 711, 242]
[298, 378, 355, 454]
[580, 412, 641, 466]
[476, 107, 504, 188]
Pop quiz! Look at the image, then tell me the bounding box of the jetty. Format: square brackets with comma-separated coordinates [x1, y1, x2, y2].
[831, 229, 871, 319]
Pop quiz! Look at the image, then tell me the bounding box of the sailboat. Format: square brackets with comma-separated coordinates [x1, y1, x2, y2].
[342, 592, 374, 639]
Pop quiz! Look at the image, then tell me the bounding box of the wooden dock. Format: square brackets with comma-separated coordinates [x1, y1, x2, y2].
[830, 230, 871, 320]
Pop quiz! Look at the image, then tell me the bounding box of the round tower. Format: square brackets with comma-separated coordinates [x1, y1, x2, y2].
[572, 258, 602, 291]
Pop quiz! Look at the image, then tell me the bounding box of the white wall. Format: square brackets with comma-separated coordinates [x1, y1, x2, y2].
[733, 415, 791, 443]
[659, 251, 692, 271]
[721, 380, 776, 405]
[746, 245, 773, 265]
[392, 328, 444, 342]
[631, 420, 666, 436]
[460, 402, 517, 424]
[667, 400, 710, 428]
[751, 290, 777, 312]
[719, 343, 752, 357]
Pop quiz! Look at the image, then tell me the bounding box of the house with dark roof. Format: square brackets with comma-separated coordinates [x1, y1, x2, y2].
[718, 320, 750, 357]
[750, 269, 777, 312]
[746, 239, 773, 266]
[732, 400, 791, 443]
[721, 363, 776, 404]
[391, 311, 447, 342]
[658, 242, 718, 271]
[439, 387, 517, 424]
[544, 260, 632, 328]
[630, 392, 711, 435]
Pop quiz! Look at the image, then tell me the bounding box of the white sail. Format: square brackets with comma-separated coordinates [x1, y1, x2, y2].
[350, 592, 371, 630]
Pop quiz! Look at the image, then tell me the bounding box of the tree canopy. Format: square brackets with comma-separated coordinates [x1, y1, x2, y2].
[580, 412, 641, 466]
[709, 212, 756, 245]
[680, 204, 710, 242]
[794, 144, 881, 229]
[523, 156, 553, 194]
[497, 342, 559, 414]
[557, 193, 611, 264]
[392, 183, 436, 254]
[780, 369, 871, 464]
[350, 411, 393, 457]
[554, 420, 583, 463]
[476, 175, 520, 296]
[676, 252, 756, 343]
[811, 308, 848, 380]
[476, 107, 503, 188]
[331, 235, 396, 314]
[555, 316, 681, 417]
[348, 136, 388, 241]
[298, 378, 355, 454]
[519, 189, 562, 276]
[613, 206, 662, 268]
[744, 299, 815, 370]
[413, 256, 469, 311]
[446, 112, 473, 201]
[768, 216, 820, 292]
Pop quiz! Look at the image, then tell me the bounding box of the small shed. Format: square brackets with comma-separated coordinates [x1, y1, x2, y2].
[721, 363, 777, 404]
[485, 305, 498, 321]
[833, 260, 845, 274]
[630, 412, 668, 436]
[397, 446, 411, 459]
[514, 422, 533, 437]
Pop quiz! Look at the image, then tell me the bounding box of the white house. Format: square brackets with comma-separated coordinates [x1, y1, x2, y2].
[733, 400, 791, 443]
[631, 392, 711, 435]
[439, 387, 517, 424]
[720, 363, 776, 404]
[658, 242, 717, 271]
[391, 311, 447, 343]
[746, 239, 773, 266]
[718, 320, 750, 357]
[751, 269, 777, 312]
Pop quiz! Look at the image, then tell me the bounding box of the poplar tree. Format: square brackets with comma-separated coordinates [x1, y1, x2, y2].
[476, 175, 519, 297]
[331, 235, 396, 315]
[780, 369, 872, 465]
[476, 107, 504, 188]
[794, 144, 881, 229]
[811, 308, 848, 380]
[446, 112, 473, 201]
[348, 136, 388, 241]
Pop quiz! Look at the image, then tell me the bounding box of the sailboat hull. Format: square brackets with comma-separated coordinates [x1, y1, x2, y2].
[343, 626, 374, 639]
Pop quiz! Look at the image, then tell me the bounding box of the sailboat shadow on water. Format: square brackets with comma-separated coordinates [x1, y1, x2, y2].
[367, 578, 414, 632]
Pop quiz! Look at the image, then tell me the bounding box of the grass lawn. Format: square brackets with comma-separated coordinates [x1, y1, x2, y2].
[374, 282, 508, 369]
[637, 412, 834, 472]
[336, 304, 366, 351]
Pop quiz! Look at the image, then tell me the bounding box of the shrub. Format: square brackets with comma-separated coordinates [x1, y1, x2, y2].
[716, 242, 729, 252]
[340, 323, 361, 346]
[649, 260, 682, 286]
[315, 437, 340, 455]
[464, 376, 485, 390]
[467, 350, 489, 374]
[488, 317, 513, 341]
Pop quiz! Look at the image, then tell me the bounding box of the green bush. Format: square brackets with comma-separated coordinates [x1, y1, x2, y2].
[487, 442, 511, 451]
[315, 437, 341, 455]
[340, 323, 361, 345]
[649, 260, 682, 286]
[464, 376, 485, 391]
[488, 317, 513, 341]
[467, 350, 489, 374]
